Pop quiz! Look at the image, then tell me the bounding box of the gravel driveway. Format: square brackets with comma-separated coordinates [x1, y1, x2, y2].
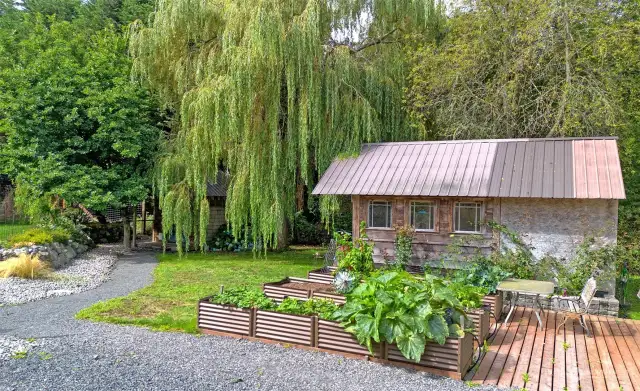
[0, 252, 503, 391]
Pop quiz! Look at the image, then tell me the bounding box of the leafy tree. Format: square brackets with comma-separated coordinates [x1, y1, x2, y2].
[129, 0, 446, 251]
[404, 0, 640, 242]
[0, 14, 162, 248]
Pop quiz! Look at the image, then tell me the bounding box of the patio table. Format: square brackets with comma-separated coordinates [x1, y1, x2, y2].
[497, 278, 555, 330]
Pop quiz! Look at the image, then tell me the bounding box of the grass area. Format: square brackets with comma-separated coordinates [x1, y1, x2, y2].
[0, 224, 32, 243]
[620, 275, 640, 320]
[76, 249, 324, 333]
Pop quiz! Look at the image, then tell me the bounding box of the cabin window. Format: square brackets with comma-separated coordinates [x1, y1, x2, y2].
[368, 201, 392, 228]
[453, 202, 482, 233]
[410, 201, 435, 231]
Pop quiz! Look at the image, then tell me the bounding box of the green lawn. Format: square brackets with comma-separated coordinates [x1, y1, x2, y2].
[0, 224, 32, 243]
[621, 275, 640, 320]
[76, 249, 324, 333]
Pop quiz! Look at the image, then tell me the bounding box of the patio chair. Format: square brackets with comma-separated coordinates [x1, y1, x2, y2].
[322, 239, 337, 270]
[555, 277, 597, 337]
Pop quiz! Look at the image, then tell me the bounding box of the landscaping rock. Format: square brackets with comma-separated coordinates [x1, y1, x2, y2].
[0, 244, 121, 305]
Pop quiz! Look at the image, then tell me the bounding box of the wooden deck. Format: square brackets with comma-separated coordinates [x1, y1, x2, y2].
[471, 307, 640, 390]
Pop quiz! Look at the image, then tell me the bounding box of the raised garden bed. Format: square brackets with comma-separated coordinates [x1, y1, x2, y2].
[307, 267, 335, 283]
[263, 277, 346, 304]
[197, 300, 474, 380]
[466, 308, 490, 342]
[482, 293, 503, 321]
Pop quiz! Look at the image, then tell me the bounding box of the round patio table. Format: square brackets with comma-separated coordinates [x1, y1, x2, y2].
[497, 278, 555, 329]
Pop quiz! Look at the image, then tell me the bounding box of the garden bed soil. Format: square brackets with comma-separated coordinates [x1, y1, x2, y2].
[263, 277, 346, 304]
[197, 300, 474, 380]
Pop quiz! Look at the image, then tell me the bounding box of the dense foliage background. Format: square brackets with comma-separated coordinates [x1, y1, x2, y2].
[0, 0, 638, 251]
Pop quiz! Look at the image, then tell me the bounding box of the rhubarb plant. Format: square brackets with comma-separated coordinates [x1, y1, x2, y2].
[332, 271, 467, 362]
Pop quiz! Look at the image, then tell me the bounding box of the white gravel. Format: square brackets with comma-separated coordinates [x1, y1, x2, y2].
[0, 336, 42, 361]
[0, 244, 122, 305]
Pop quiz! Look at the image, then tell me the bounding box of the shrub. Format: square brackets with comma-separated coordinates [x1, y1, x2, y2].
[0, 254, 50, 279]
[208, 225, 252, 252]
[337, 222, 374, 278]
[208, 287, 275, 310]
[332, 271, 467, 362]
[276, 297, 339, 320]
[453, 257, 511, 294]
[290, 211, 329, 245]
[393, 225, 414, 269]
[448, 282, 487, 309]
[8, 227, 70, 247]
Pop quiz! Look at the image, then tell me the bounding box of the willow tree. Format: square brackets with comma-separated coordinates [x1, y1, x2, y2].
[130, 0, 445, 251]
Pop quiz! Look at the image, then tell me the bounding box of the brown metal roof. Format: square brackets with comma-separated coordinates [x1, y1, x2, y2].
[206, 171, 229, 197]
[312, 138, 625, 199]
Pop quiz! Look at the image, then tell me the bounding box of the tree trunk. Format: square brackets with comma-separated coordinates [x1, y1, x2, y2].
[123, 209, 131, 250]
[152, 196, 162, 242]
[132, 206, 137, 248]
[276, 218, 289, 251]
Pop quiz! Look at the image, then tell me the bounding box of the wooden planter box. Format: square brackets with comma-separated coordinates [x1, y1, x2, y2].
[198, 299, 253, 336]
[306, 267, 336, 283]
[466, 308, 490, 342]
[198, 301, 473, 380]
[263, 277, 346, 305]
[482, 293, 503, 321]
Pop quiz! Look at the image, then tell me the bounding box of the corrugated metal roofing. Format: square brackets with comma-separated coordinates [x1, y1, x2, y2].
[206, 171, 229, 197]
[312, 138, 625, 199]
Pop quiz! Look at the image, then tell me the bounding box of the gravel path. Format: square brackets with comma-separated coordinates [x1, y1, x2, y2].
[0, 252, 504, 391]
[0, 244, 122, 305]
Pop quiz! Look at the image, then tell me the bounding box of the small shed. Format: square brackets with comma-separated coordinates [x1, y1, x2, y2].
[312, 137, 625, 268]
[205, 171, 229, 241]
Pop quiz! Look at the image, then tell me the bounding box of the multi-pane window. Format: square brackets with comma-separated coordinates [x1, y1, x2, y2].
[453, 202, 482, 233]
[368, 201, 392, 228]
[410, 202, 435, 231]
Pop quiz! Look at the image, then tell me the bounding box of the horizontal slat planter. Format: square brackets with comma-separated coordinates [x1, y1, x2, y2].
[386, 333, 474, 376]
[466, 308, 490, 342]
[263, 277, 345, 304]
[317, 319, 380, 357]
[255, 310, 314, 346]
[482, 293, 503, 321]
[306, 267, 335, 283]
[198, 300, 474, 380]
[198, 300, 252, 335]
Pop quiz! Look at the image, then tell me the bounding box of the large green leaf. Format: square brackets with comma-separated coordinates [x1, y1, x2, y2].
[396, 332, 426, 362]
[426, 315, 449, 345]
[355, 313, 379, 342]
[379, 317, 407, 342]
[375, 271, 399, 284]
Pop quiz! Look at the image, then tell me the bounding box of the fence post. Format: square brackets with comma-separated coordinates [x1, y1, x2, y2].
[311, 315, 318, 347]
[249, 307, 257, 337]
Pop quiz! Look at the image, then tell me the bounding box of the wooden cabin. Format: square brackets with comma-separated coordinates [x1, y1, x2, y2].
[312, 138, 625, 268]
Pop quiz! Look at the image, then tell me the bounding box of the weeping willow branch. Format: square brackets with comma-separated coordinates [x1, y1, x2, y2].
[131, 0, 444, 252]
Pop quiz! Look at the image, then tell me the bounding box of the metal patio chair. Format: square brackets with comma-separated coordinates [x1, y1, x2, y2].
[322, 239, 337, 270]
[555, 277, 598, 337]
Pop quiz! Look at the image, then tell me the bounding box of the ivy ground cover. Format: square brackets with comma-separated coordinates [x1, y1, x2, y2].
[76, 249, 323, 333]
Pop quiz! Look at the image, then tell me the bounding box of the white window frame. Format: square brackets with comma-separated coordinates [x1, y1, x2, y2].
[367, 200, 392, 229]
[453, 201, 483, 233]
[410, 201, 436, 232]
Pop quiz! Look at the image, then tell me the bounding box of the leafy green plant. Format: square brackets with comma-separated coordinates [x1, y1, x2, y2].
[393, 225, 414, 269]
[453, 257, 511, 294]
[337, 222, 374, 277]
[276, 297, 339, 320]
[332, 271, 467, 362]
[8, 227, 71, 247]
[208, 287, 276, 310]
[448, 282, 487, 309]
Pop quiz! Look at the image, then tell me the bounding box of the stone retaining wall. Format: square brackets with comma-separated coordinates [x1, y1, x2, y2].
[0, 240, 89, 269]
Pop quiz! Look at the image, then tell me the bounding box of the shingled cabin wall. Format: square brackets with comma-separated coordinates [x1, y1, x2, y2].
[351, 195, 499, 266]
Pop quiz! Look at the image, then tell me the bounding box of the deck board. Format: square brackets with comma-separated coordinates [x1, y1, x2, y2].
[472, 309, 640, 391]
